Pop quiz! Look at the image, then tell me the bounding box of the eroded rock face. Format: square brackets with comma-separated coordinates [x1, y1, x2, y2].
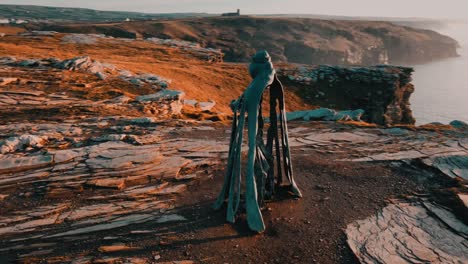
[279, 65, 415, 126]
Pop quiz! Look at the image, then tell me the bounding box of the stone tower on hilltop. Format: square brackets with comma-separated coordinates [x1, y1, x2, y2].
[222, 9, 240, 17]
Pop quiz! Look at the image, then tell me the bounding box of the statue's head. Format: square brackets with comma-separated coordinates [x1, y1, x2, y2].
[249, 50, 274, 78]
[252, 50, 271, 64]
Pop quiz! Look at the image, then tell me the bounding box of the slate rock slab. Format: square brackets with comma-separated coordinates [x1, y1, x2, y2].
[422, 155, 468, 180]
[346, 200, 468, 264]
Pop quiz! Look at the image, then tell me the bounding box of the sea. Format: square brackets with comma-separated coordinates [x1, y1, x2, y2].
[410, 22, 468, 125]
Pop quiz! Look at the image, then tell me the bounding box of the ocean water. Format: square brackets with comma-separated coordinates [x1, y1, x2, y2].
[411, 22, 468, 125]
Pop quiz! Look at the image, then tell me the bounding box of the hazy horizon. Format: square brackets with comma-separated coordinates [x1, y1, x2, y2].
[1, 0, 468, 20]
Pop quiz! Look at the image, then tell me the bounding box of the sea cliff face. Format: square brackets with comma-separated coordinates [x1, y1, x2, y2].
[30, 17, 459, 66]
[359, 25, 460, 65]
[279, 65, 416, 126]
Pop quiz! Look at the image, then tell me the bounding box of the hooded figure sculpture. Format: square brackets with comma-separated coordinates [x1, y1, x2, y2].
[213, 50, 302, 232]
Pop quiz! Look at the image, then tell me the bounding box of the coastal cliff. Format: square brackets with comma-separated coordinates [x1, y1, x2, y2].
[0, 29, 418, 126]
[32, 17, 459, 66]
[0, 28, 467, 264]
[279, 65, 416, 126]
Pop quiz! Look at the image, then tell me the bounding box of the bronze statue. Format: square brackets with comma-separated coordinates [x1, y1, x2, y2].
[213, 50, 302, 232]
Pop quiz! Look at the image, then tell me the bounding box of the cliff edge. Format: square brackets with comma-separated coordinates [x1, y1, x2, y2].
[279, 65, 415, 126]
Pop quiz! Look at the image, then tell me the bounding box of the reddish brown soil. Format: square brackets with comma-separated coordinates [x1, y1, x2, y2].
[155, 153, 426, 263]
[112, 126, 439, 264]
[0, 33, 310, 114]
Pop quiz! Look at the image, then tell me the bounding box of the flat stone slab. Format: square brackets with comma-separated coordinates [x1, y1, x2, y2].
[98, 243, 141, 253]
[136, 90, 184, 103]
[155, 214, 187, 224]
[159, 261, 194, 264]
[422, 155, 468, 180]
[458, 194, 468, 208]
[460, 138, 468, 151]
[305, 132, 378, 144]
[0, 154, 53, 174]
[0, 77, 19, 86]
[46, 214, 159, 238]
[87, 178, 126, 189]
[368, 150, 425, 161]
[346, 200, 468, 264]
[0, 214, 59, 236]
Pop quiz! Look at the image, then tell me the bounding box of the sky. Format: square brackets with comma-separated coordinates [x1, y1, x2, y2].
[2, 0, 467, 20]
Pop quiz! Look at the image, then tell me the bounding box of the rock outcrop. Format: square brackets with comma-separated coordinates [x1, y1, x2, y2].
[450, 120, 468, 129]
[279, 65, 415, 126]
[119, 73, 171, 89]
[8, 56, 115, 80]
[56, 56, 112, 80]
[136, 90, 185, 116]
[61, 33, 102, 44]
[0, 56, 196, 122]
[3, 55, 171, 90]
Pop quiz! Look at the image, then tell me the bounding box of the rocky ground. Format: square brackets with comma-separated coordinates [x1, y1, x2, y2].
[0, 111, 467, 263]
[0, 29, 467, 264]
[1, 67, 467, 263]
[0, 29, 311, 114]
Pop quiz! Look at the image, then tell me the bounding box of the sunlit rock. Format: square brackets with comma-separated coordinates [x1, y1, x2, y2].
[0, 134, 48, 154]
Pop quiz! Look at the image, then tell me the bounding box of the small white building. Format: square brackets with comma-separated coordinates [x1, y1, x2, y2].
[0, 19, 9, 24]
